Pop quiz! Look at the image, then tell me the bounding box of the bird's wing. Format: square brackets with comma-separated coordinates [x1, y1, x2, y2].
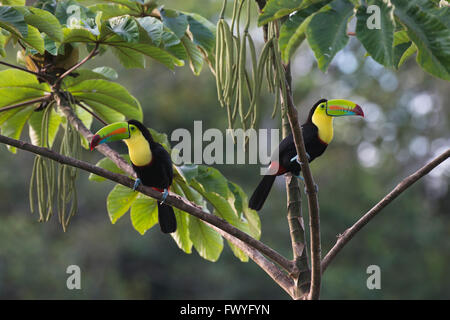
[152, 143, 174, 184]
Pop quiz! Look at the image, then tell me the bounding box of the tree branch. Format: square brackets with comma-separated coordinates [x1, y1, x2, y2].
[321, 148, 450, 273]
[0, 95, 51, 113]
[53, 43, 100, 89]
[283, 66, 322, 300]
[55, 94, 136, 178]
[211, 223, 296, 298]
[0, 61, 48, 81]
[281, 69, 310, 299]
[0, 133, 297, 279]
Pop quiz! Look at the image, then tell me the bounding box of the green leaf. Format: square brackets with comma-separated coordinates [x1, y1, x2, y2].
[306, 0, 354, 72]
[392, 0, 450, 80]
[393, 31, 417, 68]
[356, 0, 396, 68]
[89, 154, 131, 182]
[279, 0, 331, 63]
[15, 7, 63, 42]
[181, 36, 203, 75]
[189, 216, 223, 262]
[88, 3, 134, 20]
[62, 27, 98, 43]
[0, 6, 27, 37]
[160, 8, 188, 39]
[137, 16, 163, 46]
[67, 79, 143, 121]
[2, 0, 26, 5]
[106, 15, 139, 43]
[1, 105, 34, 153]
[92, 66, 119, 80]
[106, 38, 184, 69]
[228, 182, 261, 239]
[0, 32, 6, 57]
[107, 184, 138, 223]
[258, 0, 304, 26]
[0, 69, 50, 126]
[171, 208, 193, 254]
[22, 24, 45, 54]
[130, 194, 158, 235]
[186, 14, 215, 53]
[28, 107, 62, 148]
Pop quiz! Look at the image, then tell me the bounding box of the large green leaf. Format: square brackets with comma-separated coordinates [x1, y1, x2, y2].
[88, 3, 134, 20]
[107, 184, 138, 223]
[106, 15, 139, 43]
[278, 0, 331, 63]
[258, 0, 304, 26]
[0, 6, 27, 37]
[62, 27, 98, 43]
[306, 0, 354, 72]
[356, 0, 396, 68]
[181, 36, 203, 75]
[28, 107, 63, 148]
[189, 215, 223, 262]
[393, 30, 417, 68]
[392, 0, 450, 80]
[130, 194, 158, 235]
[185, 14, 215, 54]
[1, 105, 34, 153]
[106, 36, 185, 69]
[89, 154, 131, 182]
[15, 6, 63, 42]
[137, 16, 163, 46]
[0, 69, 50, 127]
[67, 79, 143, 121]
[160, 8, 188, 39]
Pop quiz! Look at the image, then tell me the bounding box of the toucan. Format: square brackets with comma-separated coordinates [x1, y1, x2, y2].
[89, 120, 177, 233]
[249, 99, 364, 211]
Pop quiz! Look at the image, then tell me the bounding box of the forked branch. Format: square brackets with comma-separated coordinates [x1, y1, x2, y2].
[321, 148, 450, 272]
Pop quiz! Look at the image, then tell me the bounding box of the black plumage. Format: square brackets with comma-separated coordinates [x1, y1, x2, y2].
[248, 99, 328, 211]
[128, 120, 177, 233]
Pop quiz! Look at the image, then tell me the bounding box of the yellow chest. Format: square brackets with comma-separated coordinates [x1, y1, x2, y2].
[312, 112, 334, 144]
[124, 134, 152, 166]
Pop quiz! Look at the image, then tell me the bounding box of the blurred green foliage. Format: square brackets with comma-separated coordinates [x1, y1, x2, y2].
[0, 0, 449, 299]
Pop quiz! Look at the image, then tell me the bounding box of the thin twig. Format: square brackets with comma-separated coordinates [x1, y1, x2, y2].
[54, 43, 100, 89]
[281, 67, 310, 299]
[0, 133, 296, 276]
[0, 61, 47, 80]
[321, 149, 450, 273]
[0, 95, 51, 113]
[283, 67, 321, 300]
[75, 101, 108, 125]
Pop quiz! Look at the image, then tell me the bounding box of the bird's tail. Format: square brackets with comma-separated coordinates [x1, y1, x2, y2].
[249, 175, 276, 211]
[157, 202, 177, 233]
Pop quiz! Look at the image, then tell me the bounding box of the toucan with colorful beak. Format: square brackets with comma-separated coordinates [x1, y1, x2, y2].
[249, 99, 364, 211]
[90, 120, 177, 233]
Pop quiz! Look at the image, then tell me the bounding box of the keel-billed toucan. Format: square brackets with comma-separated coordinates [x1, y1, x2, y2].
[90, 120, 177, 233]
[249, 99, 364, 211]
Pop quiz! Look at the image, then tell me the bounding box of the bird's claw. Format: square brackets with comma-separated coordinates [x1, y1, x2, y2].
[304, 183, 319, 195]
[133, 178, 141, 191]
[290, 153, 311, 165]
[160, 189, 169, 205]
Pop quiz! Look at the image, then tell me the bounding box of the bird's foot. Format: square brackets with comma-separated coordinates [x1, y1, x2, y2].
[290, 153, 311, 165]
[294, 174, 305, 183]
[160, 189, 169, 205]
[294, 174, 319, 195]
[133, 178, 141, 191]
[304, 183, 319, 195]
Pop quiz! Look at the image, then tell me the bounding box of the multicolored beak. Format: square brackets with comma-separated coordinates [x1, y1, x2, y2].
[90, 122, 130, 151]
[326, 99, 364, 117]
